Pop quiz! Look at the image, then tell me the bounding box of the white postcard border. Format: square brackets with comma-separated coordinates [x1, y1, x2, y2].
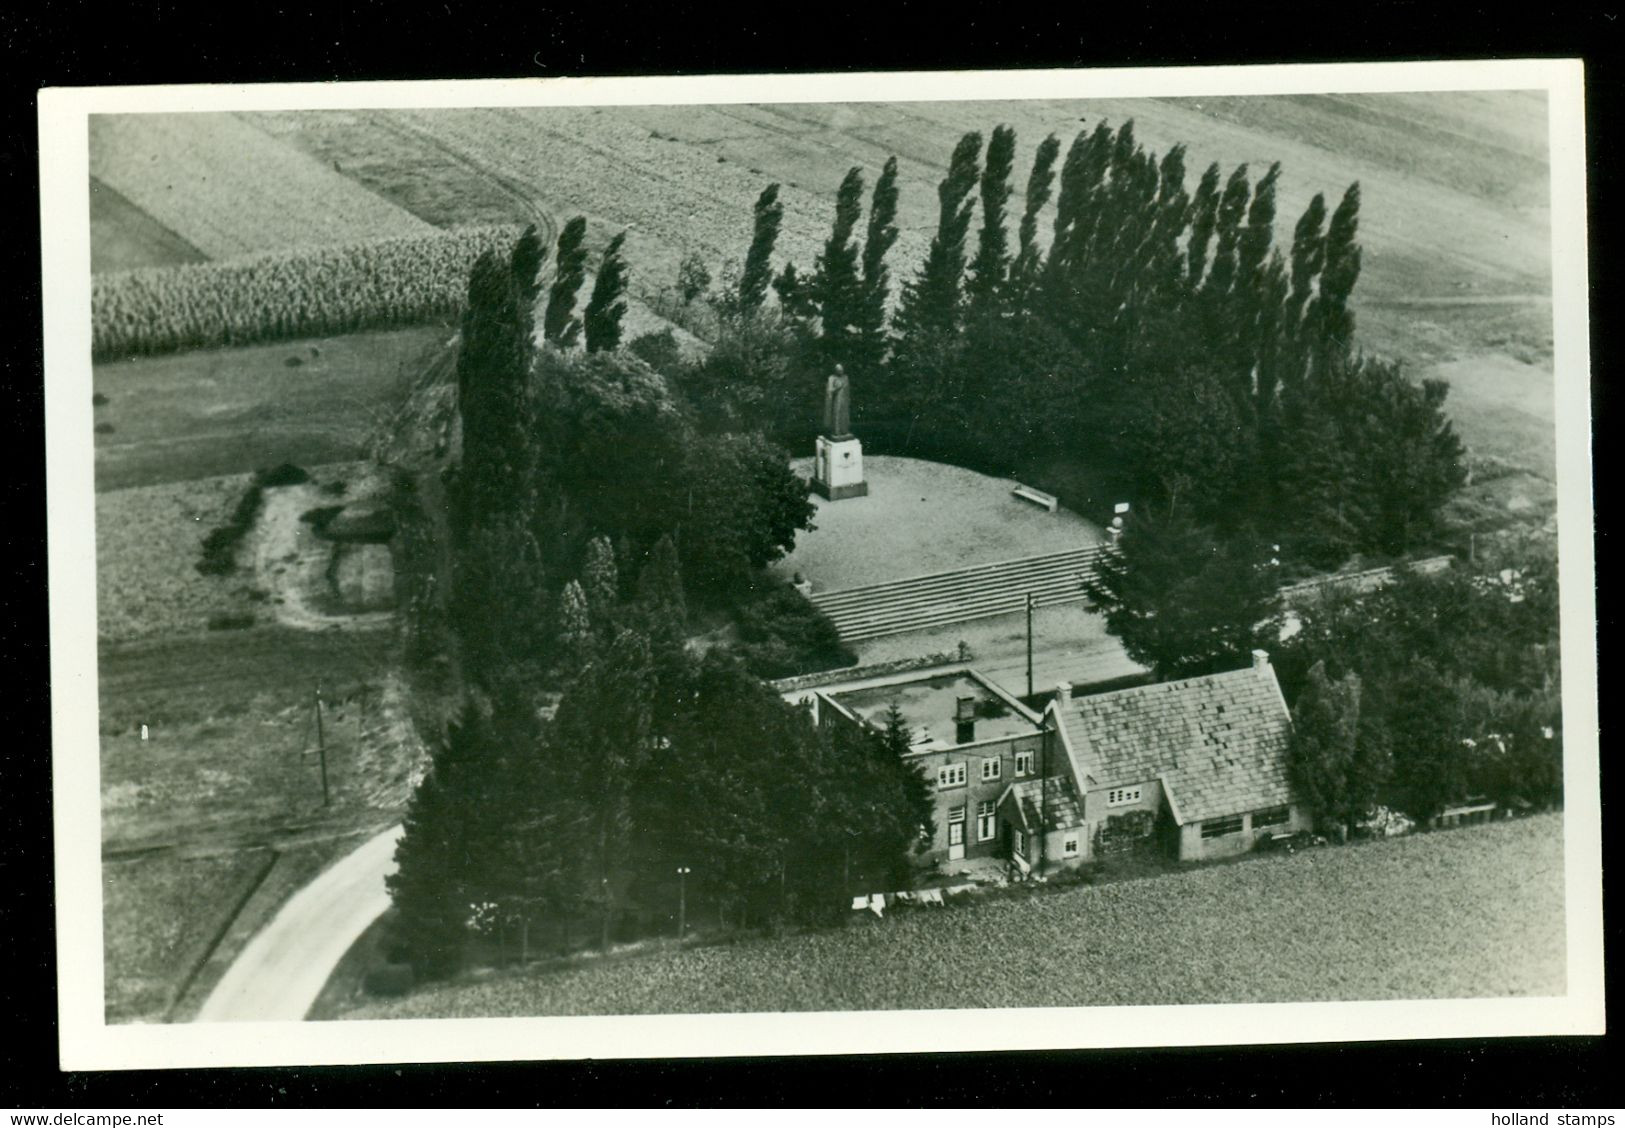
[41, 58, 1603, 1072]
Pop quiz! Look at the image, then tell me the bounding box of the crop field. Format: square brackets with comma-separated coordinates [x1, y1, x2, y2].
[87, 94, 1554, 488]
[91, 227, 519, 359]
[347, 814, 1565, 1019]
[89, 113, 435, 259]
[92, 328, 445, 490]
[89, 177, 205, 273]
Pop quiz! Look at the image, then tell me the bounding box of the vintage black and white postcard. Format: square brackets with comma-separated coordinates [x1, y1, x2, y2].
[40, 60, 1602, 1070]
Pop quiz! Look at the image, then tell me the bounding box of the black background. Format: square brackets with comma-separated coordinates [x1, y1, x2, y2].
[2, 2, 1616, 1108]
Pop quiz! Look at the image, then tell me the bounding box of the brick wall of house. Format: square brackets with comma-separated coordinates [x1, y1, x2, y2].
[914, 733, 1042, 862]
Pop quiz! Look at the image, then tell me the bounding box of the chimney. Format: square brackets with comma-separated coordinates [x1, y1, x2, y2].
[1251, 648, 1271, 670]
[955, 696, 977, 744]
[1054, 681, 1073, 708]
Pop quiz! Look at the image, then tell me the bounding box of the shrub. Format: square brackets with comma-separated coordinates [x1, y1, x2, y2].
[196, 483, 265, 576]
[94, 422, 115, 434]
[92, 225, 523, 359]
[206, 612, 256, 631]
[300, 505, 344, 533]
[92, 392, 110, 407]
[254, 462, 311, 488]
[362, 962, 416, 998]
[627, 328, 683, 374]
[732, 577, 857, 679]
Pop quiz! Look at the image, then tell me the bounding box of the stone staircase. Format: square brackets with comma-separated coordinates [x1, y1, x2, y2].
[809, 545, 1108, 643]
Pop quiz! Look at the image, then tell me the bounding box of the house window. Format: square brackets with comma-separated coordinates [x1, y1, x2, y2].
[1015, 750, 1034, 777]
[977, 800, 996, 841]
[947, 805, 966, 847]
[1013, 829, 1027, 856]
[1063, 836, 1080, 857]
[981, 757, 1001, 782]
[1202, 815, 1244, 839]
[937, 762, 967, 789]
[1253, 805, 1291, 829]
[1107, 785, 1143, 807]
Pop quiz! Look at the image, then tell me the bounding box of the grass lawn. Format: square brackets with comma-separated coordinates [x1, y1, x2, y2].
[98, 624, 411, 847]
[103, 848, 273, 1023]
[774, 456, 1105, 594]
[91, 327, 447, 491]
[345, 813, 1565, 1019]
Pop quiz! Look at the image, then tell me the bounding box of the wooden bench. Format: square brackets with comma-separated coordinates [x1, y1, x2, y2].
[1011, 484, 1058, 512]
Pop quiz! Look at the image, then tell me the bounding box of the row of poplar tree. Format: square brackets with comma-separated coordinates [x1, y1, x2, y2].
[684, 120, 1465, 568]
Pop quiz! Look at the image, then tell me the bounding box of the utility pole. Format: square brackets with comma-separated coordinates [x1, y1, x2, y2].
[676, 866, 692, 941]
[314, 682, 330, 807]
[1026, 592, 1035, 701]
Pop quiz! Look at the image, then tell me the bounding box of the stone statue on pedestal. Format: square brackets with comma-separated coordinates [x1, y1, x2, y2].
[811, 363, 867, 501]
[823, 364, 852, 439]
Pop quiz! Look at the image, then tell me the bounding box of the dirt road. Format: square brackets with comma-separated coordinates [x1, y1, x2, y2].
[196, 824, 403, 1022]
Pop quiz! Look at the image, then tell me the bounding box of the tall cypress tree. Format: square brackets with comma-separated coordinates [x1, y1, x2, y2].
[1312, 182, 1363, 378]
[1009, 133, 1061, 311]
[852, 157, 900, 378]
[386, 701, 494, 977]
[738, 184, 784, 314]
[894, 131, 982, 349]
[580, 534, 620, 633]
[551, 628, 656, 950]
[1281, 192, 1328, 404]
[635, 532, 687, 624]
[810, 167, 866, 364]
[1041, 122, 1112, 325]
[1186, 162, 1222, 288]
[1204, 164, 1252, 299]
[584, 231, 630, 354]
[967, 124, 1016, 309]
[1231, 162, 1281, 393]
[544, 217, 589, 347]
[510, 223, 547, 337]
[457, 246, 536, 531]
[556, 578, 595, 671]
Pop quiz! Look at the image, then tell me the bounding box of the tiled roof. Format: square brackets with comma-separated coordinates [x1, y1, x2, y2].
[1003, 777, 1085, 832]
[1056, 663, 1294, 825]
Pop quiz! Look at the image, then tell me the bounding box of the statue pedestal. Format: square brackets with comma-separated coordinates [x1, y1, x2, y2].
[812, 434, 867, 500]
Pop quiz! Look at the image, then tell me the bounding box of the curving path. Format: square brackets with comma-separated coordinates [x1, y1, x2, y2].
[197, 824, 403, 1022]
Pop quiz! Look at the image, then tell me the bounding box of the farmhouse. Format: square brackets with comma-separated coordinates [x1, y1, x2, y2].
[810, 650, 1308, 875]
[1035, 650, 1309, 866]
[815, 668, 1045, 865]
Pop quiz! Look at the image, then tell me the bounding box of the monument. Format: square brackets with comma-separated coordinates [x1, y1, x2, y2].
[811, 364, 868, 500]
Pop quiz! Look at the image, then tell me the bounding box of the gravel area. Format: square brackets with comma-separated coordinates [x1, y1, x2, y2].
[774, 456, 1105, 594]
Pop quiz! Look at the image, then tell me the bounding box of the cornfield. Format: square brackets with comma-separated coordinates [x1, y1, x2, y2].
[92, 226, 524, 359]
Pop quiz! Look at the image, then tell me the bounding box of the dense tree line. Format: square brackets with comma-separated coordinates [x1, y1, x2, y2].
[686, 121, 1464, 570]
[388, 570, 932, 974]
[1277, 545, 1562, 829]
[446, 222, 823, 693]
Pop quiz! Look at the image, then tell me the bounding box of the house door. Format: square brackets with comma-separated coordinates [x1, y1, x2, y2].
[947, 806, 966, 860]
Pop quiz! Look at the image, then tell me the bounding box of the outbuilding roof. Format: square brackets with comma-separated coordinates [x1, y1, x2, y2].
[1054, 660, 1294, 825]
